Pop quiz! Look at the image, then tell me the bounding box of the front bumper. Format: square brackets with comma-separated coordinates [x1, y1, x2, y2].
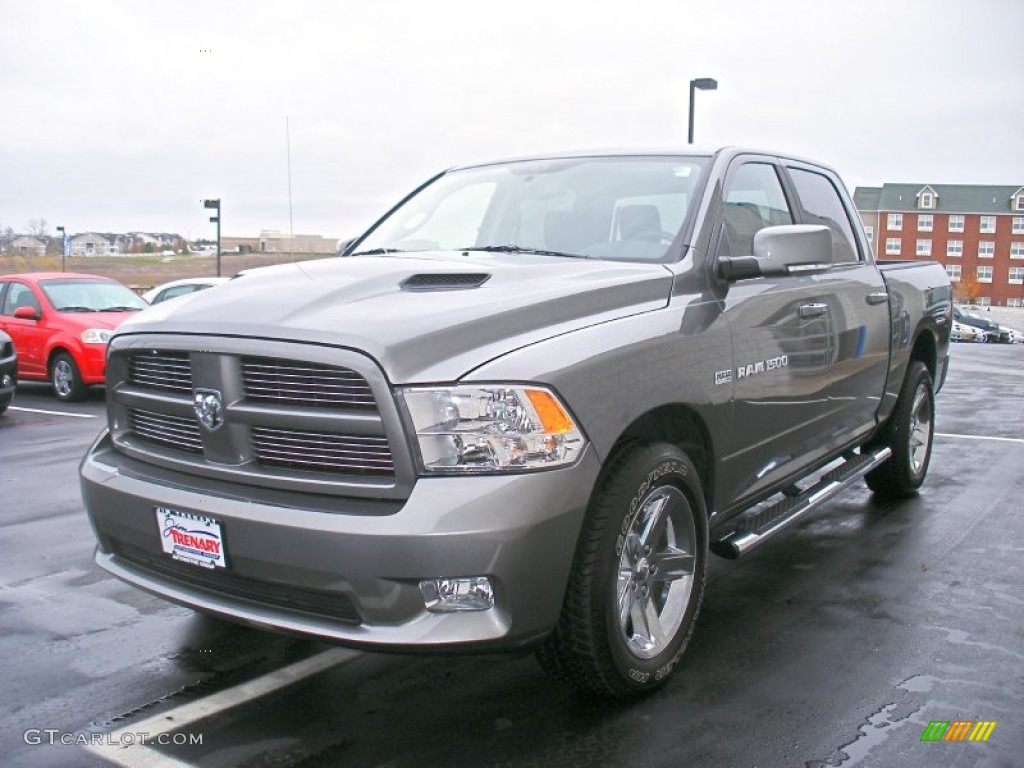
[76, 343, 108, 384]
[81, 431, 600, 651]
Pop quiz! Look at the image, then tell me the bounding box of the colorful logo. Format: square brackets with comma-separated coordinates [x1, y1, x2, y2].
[920, 721, 997, 742]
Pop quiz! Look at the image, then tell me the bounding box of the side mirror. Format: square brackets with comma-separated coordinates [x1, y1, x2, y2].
[719, 225, 833, 280]
[13, 306, 40, 320]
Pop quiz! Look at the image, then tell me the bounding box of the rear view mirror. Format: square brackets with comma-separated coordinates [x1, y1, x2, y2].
[13, 306, 40, 320]
[719, 225, 832, 280]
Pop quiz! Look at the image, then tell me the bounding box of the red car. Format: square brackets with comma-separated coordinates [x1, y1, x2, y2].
[0, 273, 148, 401]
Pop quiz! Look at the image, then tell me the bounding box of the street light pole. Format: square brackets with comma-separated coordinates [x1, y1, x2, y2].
[203, 199, 221, 277]
[56, 225, 66, 272]
[688, 77, 719, 144]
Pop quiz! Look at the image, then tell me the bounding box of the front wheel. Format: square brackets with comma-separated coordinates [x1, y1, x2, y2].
[537, 443, 708, 697]
[866, 361, 934, 498]
[51, 352, 87, 402]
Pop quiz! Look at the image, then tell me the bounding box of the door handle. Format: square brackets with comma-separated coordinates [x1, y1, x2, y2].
[866, 292, 889, 305]
[798, 303, 828, 318]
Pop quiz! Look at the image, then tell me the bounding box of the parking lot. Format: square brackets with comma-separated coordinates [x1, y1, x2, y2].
[1, 342, 1021, 768]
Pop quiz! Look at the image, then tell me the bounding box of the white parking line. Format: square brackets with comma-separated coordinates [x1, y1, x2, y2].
[83, 647, 355, 767]
[9, 405, 98, 419]
[936, 432, 1024, 445]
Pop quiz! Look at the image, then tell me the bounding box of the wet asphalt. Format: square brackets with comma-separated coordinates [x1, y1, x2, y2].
[1, 342, 1021, 768]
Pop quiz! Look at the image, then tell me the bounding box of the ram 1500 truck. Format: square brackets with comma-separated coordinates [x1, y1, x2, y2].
[81, 148, 952, 696]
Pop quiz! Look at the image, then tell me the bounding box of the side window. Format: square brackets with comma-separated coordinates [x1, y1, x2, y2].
[719, 163, 793, 257]
[787, 168, 860, 262]
[2, 282, 41, 315]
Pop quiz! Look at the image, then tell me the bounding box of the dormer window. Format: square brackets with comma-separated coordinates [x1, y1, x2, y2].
[1013, 188, 1024, 211]
[917, 186, 937, 210]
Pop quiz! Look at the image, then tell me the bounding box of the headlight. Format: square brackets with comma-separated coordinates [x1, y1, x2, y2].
[401, 385, 585, 473]
[81, 328, 112, 344]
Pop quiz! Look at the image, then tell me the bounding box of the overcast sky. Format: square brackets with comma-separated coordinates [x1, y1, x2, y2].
[2, 0, 1021, 241]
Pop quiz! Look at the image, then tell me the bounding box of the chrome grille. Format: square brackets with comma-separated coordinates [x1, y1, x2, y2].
[242, 357, 375, 409]
[129, 351, 192, 393]
[251, 427, 394, 476]
[129, 409, 203, 453]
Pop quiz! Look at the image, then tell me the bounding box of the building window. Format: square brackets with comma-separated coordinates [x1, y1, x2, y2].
[1016, 196, 1024, 212]
[977, 266, 993, 283]
[978, 241, 995, 258]
[1011, 242, 1024, 259]
[885, 238, 901, 255]
[1009, 298, 1023, 308]
[945, 264, 961, 282]
[1013, 217, 1024, 234]
[864, 225, 873, 243]
[916, 239, 932, 256]
[919, 192, 934, 209]
[887, 213, 902, 230]
[948, 215, 964, 232]
[947, 240, 963, 257]
[1009, 267, 1024, 285]
[980, 216, 996, 233]
[917, 214, 933, 231]
[976, 296, 991, 307]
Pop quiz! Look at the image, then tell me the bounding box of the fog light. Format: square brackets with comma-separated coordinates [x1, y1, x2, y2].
[419, 577, 495, 613]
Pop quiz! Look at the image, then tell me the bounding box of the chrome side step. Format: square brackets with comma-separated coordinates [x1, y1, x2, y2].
[710, 446, 892, 559]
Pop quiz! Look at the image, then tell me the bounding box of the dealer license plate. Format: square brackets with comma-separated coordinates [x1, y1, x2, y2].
[156, 506, 227, 569]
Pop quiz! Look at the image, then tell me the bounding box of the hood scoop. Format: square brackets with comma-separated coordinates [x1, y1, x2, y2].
[401, 273, 491, 291]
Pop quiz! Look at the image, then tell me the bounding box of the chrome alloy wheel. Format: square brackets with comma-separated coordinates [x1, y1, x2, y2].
[53, 358, 75, 398]
[909, 383, 933, 476]
[616, 486, 697, 659]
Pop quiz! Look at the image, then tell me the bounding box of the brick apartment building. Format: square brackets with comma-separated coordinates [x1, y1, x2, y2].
[855, 184, 1024, 307]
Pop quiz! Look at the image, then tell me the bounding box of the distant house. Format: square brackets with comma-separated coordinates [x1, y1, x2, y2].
[71, 233, 119, 256]
[10, 236, 46, 256]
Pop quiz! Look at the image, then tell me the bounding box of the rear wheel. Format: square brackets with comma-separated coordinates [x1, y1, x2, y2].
[0, 394, 10, 414]
[51, 352, 86, 402]
[537, 443, 708, 697]
[866, 361, 934, 498]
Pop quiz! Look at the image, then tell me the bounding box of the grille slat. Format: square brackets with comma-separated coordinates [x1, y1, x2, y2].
[129, 352, 192, 393]
[252, 426, 394, 475]
[242, 358, 375, 409]
[130, 409, 203, 453]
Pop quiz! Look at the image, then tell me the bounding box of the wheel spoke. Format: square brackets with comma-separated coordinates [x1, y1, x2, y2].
[643, 598, 665, 648]
[617, 570, 634, 630]
[638, 492, 670, 548]
[650, 546, 695, 582]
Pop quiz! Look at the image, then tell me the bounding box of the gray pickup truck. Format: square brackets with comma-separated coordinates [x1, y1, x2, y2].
[81, 148, 952, 696]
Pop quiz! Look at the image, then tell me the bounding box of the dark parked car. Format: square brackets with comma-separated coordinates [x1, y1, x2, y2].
[0, 328, 15, 414]
[953, 305, 1012, 343]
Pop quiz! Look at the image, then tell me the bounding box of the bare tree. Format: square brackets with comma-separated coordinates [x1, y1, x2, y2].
[26, 218, 50, 237]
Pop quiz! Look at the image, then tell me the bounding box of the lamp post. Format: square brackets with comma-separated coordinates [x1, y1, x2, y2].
[56, 225, 67, 272]
[688, 77, 718, 144]
[203, 199, 221, 276]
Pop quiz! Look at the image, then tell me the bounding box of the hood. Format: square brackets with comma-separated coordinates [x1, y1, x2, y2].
[58, 310, 139, 332]
[116, 252, 673, 382]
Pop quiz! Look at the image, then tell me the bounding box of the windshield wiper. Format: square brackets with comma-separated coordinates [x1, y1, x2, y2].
[99, 306, 140, 312]
[460, 244, 592, 260]
[57, 305, 97, 312]
[348, 247, 406, 256]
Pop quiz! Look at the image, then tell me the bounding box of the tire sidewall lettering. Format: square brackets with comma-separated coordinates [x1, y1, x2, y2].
[616, 459, 687, 556]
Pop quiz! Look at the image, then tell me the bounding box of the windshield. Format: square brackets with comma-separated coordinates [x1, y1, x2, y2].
[40, 278, 148, 312]
[353, 156, 709, 262]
